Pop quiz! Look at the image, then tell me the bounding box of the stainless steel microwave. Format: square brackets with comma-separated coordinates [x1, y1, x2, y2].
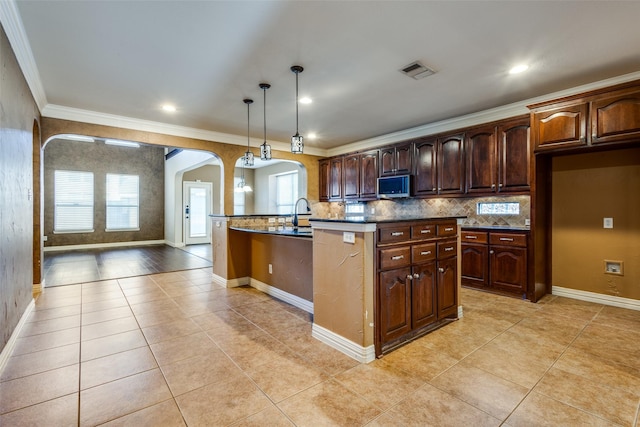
[377, 175, 410, 198]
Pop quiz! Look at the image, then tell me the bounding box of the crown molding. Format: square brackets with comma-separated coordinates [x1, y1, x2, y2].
[328, 70, 640, 157]
[42, 104, 328, 157]
[0, 0, 47, 110]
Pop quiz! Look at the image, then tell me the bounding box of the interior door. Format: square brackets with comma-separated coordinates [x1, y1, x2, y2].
[184, 181, 212, 245]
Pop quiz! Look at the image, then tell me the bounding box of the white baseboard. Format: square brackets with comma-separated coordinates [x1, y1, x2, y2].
[312, 323, 375, 364]
[211, 273, 249, 288]
[44, 239, 167, 252]
[249, 279, 314, 314]
[458, 305, 464, 318]
[552, 286, 640, 311]
[0, 299, 35, 376]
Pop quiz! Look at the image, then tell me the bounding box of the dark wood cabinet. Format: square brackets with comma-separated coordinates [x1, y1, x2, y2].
[530, 81, 640, 153]
[465, 126, 496, 194]
[380, 143, 412, 176]
[328, 157, 343, 201]
[342, 154, 360, 200]
[318, 159, 330, 202]
[377, 219, 458, 355]
[498, 117, 531, 193]
[437, 133, 465, 195]
[461, 229, 528, 298]
[413, 138, 438, 196]
[359, 150, 379, 200]
[590, 87, 640, 145]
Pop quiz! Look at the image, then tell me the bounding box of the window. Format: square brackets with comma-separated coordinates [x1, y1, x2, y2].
[275, 171, 298, 214]
[54, 170, 94, 233]
[106, 174, 139, 230]
[233, 176, 245, 215]
[476, 202, 520, 215]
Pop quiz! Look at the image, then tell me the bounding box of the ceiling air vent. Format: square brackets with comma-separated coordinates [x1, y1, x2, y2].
[400, 61, 436, 80]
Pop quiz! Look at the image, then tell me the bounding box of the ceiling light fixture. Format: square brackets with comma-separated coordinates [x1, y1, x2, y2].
[299, 97, 312, 104]
[161, 104, 176, 112]
[105, 139, 140, 148]
[243, 98, 254, 167]
[259, 83, 272, 161]
[509, 64, 529, 74]
[290, 65, 304, 154]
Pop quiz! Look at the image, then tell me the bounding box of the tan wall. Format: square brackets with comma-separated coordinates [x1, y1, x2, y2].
[41, 117, 322, 216]
[552, 147, 640, 300]
[0, 23, 40, 352]
[313, 229, 375, 347]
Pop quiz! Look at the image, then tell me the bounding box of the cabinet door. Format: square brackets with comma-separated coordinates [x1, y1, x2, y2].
[490, 246, 527, 296]
[437, 133, 465, 194]
[532, 103, 587, 152]
[379, 267, 412, 343]
[379, 146, 396, 176]
[461, 243, 488, 289]
[395, 143, 412, 175]
[437, 257, 458, 318]
[318, 159, 330, 202]
[591, 88, 640, 144]
[329, 157, 343, 200]
[342, 154, 360, 200]
[498, 117, 530, 192]
[412, 262, 437, 329]
[359, 150, 378, 200]
[413, 138, 437, 196]
[465, 126, 497, 194]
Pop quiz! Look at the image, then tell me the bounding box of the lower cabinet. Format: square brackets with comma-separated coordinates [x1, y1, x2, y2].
[461, 229, 528, 298]
[377, 220, 458, 355]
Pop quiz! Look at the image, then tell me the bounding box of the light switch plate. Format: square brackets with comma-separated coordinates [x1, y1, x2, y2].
[343, 232, 355, 244]
[604, 217, 613, 229]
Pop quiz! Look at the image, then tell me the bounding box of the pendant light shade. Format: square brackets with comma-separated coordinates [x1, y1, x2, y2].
[243, 98, 254, 167]
[290, 65, 304, 154]
[259, 83, 272, 161]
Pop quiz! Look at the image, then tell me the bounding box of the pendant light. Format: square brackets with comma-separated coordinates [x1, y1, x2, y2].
[290, 65, 304, 154]
[243, 98, 254, 167]
[259, 83, 272, 161]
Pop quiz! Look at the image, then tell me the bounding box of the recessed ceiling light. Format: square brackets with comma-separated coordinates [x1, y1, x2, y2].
[162, 104, 176, 112]
[509, 64, 529, 74]
[307, 133, 317, 140]
[299, 97, 312, 104]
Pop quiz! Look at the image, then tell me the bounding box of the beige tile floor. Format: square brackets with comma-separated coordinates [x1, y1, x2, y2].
[1, 268, 639, 426]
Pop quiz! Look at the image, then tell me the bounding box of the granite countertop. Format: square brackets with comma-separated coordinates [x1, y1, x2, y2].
[229, 225, 313, 238]
[461, 224, 530, 232]
[309, 215, 465, 224]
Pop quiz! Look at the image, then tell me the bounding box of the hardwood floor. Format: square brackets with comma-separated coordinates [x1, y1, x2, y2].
[43, 245, 212, 287]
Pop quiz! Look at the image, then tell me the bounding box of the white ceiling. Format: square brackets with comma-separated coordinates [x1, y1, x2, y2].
[6, 1, 640, 155]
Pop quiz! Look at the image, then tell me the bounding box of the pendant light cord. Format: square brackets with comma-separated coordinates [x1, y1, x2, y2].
[295, 71, 299, 134]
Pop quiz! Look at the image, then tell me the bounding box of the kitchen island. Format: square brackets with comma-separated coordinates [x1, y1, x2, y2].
[211, 214, 464, 362]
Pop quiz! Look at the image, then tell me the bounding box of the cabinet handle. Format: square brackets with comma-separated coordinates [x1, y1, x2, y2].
[432, 188, 436, 191]
[465, 235, 477, 239]
[420, 229, 432, 234]
[420, 251, 432, 255]
[391, 255, 404, 261]
[490, 250, 494, 254]
[491, 184, 495, 189]
[444, 227, 454, 232]
[499, 237, 514, 242]
[438, 267, 445, 273]
[438, 188, 442, 191]
[391, 232, 404, 237]
[444, 247, 454, 251]
[413, 273, 420, 279]
[499, 184, 503, 188]
[406, 275, 413, 281]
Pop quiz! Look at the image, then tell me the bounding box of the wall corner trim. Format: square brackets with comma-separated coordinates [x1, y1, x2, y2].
[552, 286, 640, 312]
[0, 299, 35, 376]
[312, 323, 375, 363]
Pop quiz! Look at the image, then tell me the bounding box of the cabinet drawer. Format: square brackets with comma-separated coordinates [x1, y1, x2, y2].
[461, 231, 488, 244]
[489, 232, 527, 247]
[437, 240, 457, 259]
[379, 246, 411, 270]
[378, 226, 411, 244]
[437, 223, 457, 237]
[411, 224, 436, 239]
[412, 243, 436, 264]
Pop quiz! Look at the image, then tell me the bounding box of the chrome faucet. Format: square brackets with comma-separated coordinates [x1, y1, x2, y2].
[292, 197, 311, 227]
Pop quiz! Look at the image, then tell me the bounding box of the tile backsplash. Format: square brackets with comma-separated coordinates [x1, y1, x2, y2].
[314, 195, 530, 227]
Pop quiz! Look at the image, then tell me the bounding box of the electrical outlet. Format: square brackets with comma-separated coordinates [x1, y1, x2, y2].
[343, 231, 355, 244]
[525, 219, 530, 226]
[370, 208, 375, 215]
[603, 218, 613, 229]
[268, 264, 273, 274]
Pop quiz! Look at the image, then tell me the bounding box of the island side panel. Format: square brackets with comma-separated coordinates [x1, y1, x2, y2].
[312, 229, 375, 348]
[250, 234, 313, 302]
[211, 218, 229, 279]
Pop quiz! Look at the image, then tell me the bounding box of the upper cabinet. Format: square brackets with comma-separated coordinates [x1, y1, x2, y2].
[380, 143, 412, 176]
[359, 150, 379, 200]
[437, 133, 465, 195]
[497, 117, 531, 193]
[530, 81, 640, 153]
[342, 153, 360, 200]
[465, 126, 496, 194]
[329, 157, 343, 201]
[413, 137, 438, 196]
[318, 159, 330, 202]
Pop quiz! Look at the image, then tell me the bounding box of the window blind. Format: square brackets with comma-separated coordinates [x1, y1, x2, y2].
[276, 171, 298, 214]
[54, 170, 94, 232]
